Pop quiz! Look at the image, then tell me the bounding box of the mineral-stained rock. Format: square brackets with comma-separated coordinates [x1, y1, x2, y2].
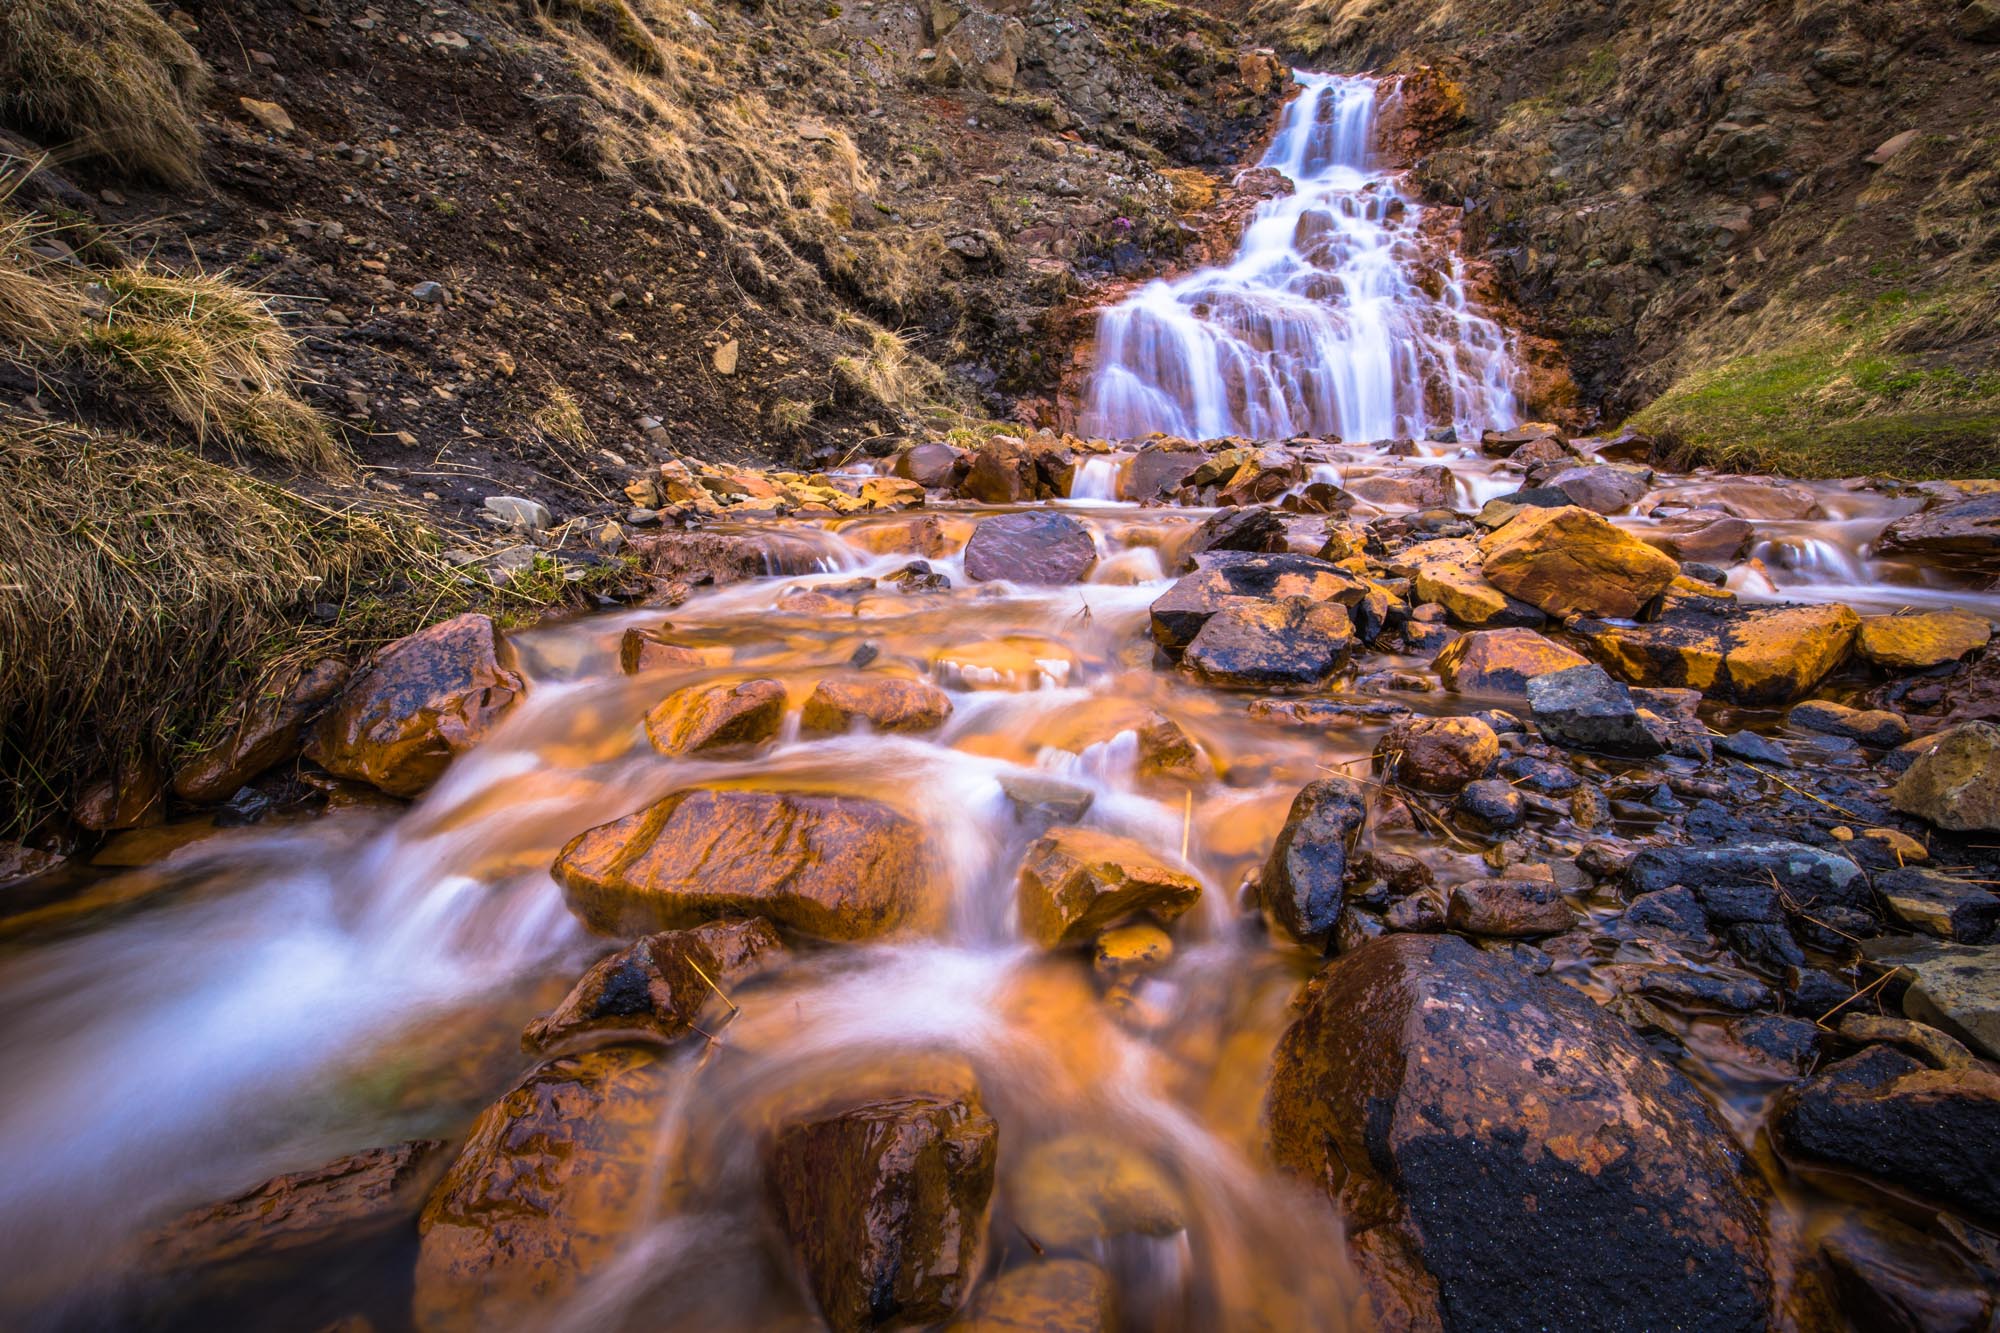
[1877, 492, 2000, 568]
[642, 677, 788, 755]
[308, 613, 523, 797]
[1788, 699, 1910, 748]
[1011, 1133, 1184, 1249]
[414, 1047, 678, 1333]
[174, 658, 350, 801]
[634, 529, 772, 585]
[1891, 721, 2000, 831]
[1259, 777, 1367, 941]
[522, 917, 784, 1053]
[1179, 596, 1354, 690]
[1527, 663, 1667, 756]
[768, 1089, 997, 1332]
[1432, 627, 1587, 695]
[1267, 934, 1774, 1332]
[963, 510, 1097, 585]
[1857, 610, 1992, 671]
[1393, 538, 1542, 628]
[1147, 551, 1364, 653]
[1374, 714, 1499, 792]
[1445, 878, 1578, 936]
[1775, 1046, 2000, 1226]
[554, 787, 933, 940]
[1875, 868, 2000, 943]
[895, 442, 965, 489]
[801, 673, 954, 734]
[943, 1259, 1115, 1332]
[1479, 505, 1679, 618]
[960, 438, 1038, 503]
[145, 1139, 449, 1273]
[1574, 600, 1859, 706]
[1016, 825, 1201, 947]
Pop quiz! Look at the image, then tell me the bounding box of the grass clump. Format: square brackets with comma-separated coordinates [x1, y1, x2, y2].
[532, 382, 593, 449]
[0, 0, 210, 185]
[1634, 284, 2000, 479]
[75, 266, 344, 471]
[0, 206, 83, 345]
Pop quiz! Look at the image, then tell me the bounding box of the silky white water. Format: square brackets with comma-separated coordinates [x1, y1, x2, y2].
[1081, 71, 1519, 444]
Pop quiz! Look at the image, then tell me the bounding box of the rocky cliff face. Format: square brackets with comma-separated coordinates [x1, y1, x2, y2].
[1252, 0, 2000, 476]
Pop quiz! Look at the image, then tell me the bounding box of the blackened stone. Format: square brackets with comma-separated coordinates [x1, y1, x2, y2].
[1726, 922, 1807, 971]
[1786, 967, 1856, 1018]
[1629, 840, 1869, 914]
[1716, 730, 1792, 767]
[1876, 868, 2000, 944]
[1259, 777, 1368, 942]
[1624, 887, 1711, 938]
[1267, 934, 1774, 1332]
[1500, 754, 1579, 793]
[1455, 778, 1524, 831]
[1776, 1048, 2000, 1226]
[1185, 506, 1288, 562]
[1723, 1015, 1822, 1075]
[1148, 552, 1365, 653]
[1606, 962, 1777, 1012]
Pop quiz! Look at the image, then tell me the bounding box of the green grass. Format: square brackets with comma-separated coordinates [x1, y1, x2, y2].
[1632, 287, 2000, 479]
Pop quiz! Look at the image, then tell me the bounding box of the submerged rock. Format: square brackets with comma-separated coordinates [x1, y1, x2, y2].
[1015, 826, 1201, 948]
[943, 1259, 1114, 1332]
[963, 510, 1097, 585]
[1445, 878, 1577, 936]
[308, 613, 523, 797]
[1267, 934, 1773, 1332]
[801, 673, 953, 734]
[1479, 504, 1679, 618]
[1011, 1133, 1184, 1250]
[555, 787, 933, 940]
[643, 677, 788, 755]
[1629, 839, 1869, 915]
[1259, 776, 1368, 941]
[523, 917, 784, 1053]
[768, 1089, 997, 1332]
[1891, 721, 2000, 831]
[415, 1047, 678, 1333]
[1575, 600, 1859, 706]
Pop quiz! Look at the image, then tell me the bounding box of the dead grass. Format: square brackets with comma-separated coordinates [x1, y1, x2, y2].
[0, 0, 210, 185]
[0, 206, 83, 346]
[532, 381, 593, 449]
[74, 266, 344, 471]
[830, 320, 944, 416]
[0, 418, 405, 830]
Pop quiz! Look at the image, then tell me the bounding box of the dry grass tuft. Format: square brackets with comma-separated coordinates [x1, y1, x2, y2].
[74, 266, 344, 471]
[831, 322, 943, 416]
[0, 0, 210, 185]
[0, 418, 405, 830]
[532, 381, 594, 449]
[0, 206, 83, 346]
[532, 0, 665, 73]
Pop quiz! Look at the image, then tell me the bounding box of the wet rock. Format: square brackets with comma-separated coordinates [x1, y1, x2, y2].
[1649, 478, 1821, 521]
[1775, 1046, 2000, 1226]
[1875, 868, 2000, 943]
[173, 658, 350, 802]
[1092, 921, 1171, 976]
[1147, 552, 1363, 654]
[1480, 423, 1566, 456]
[960, 438, 1038, 502]
[1479, 505, 1679, 618]
[934, 635, 1078, 690]
[1125, 445, 1205, 502]
[894, 442, 965, 489]
[1604, 962, 1776, 1012]
[1375, 715, 1499, 792]
[145, 1139, 450, 1273]
[1268, 934, 1773, 1332]
[887, 560, 951, 593]
[634, 529, 771, 586]
[1016, 826, 1201, 948]
[1432, 627, 1587, 696]
[1576, 601, 1859, 706]
[999, 774, 1094, 826]
[1454, 778, 1524, 831]
[1630, 839, 1869, 915]
[1527, 663, 1668, 757]
[1857, 610, 1992, 671]
[1446, 878, 1576, 936]
[643, 677, 788, 755]
[768, 1089, 997, 1332]
[1838, 1013, 1981, 1070]
[1720, 1014, 1821, 1075]
[1645, 516, 1755, 565]
[1789, 699, 1910, 747]
[619, 627, 725, 673]
[1344, 463, 1454, 509]
[1180, 596, 1354, 690]
[1898, 945, 2000, 1059]
[414, 1048, 677, 1333]
[1012, 1133, 1184, 1249]
[555, 788, 933, 940]
[943, 1259, 1114, 1332]
[801, 673, 953, 734]
[1184, 505, 1288, 561]
[963, 511, 1097, 585]
[1715, 730, 1791, 766]
[522, 918, 784, 1053]
[1546, 464, 1648, 514]
[1259, 776, 1367, 941]
[1500, 753, 1580, 793]
[1877, 492, 2000, 568]
[308, 614, 523, 797]
[1891, 721, 2000, 831]
[1818, 1216, 1996, 1333]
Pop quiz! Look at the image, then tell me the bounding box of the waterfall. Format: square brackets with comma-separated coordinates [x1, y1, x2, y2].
[1080, 71, 1520, 444]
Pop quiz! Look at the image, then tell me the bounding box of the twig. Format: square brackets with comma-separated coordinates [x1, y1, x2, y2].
[683, 954, 740, 1015]
[1815, 964, 1904, 1028]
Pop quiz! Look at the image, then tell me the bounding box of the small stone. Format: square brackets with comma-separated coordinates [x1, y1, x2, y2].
[238, 97, 295, 134]
[482, 494, 552, 532]
[409, 280, 448, 304]
[1789, 699, 1911, 747]
[643, 678, 787, 755]
[800, 674, 953, 735]
[1375, 715, 1499, 793]
[1857, 611, 1991, 670]
[1446, 878, 1577, 936]
[711, 338, 740, 374]
[1092, 922, 1172, 977]
[1455, 778, 1523, 831]
[1892, 721, 2000, 831]
[1259, 777, 1367, 941]
[1016, 827, 1201, 948]
[1715, 730, 1791, 767]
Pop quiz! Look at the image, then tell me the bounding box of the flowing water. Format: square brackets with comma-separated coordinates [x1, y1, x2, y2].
[1081, 72, 1518, 443]
[4, 70, 2000, 1333]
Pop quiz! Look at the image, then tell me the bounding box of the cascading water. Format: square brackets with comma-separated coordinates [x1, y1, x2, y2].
[1081, 71, 1519, 444]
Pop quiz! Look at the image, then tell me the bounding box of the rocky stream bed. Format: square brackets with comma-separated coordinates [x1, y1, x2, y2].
[4, 424, 2000, 1331]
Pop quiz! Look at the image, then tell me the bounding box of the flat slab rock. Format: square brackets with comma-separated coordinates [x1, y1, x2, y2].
[1266, 933, 1773, 1332]
[963, 510, 1098, 585]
